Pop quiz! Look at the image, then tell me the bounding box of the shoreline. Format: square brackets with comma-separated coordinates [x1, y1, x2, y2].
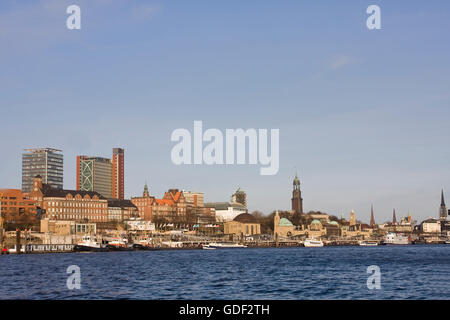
[2, 241, 448, 255]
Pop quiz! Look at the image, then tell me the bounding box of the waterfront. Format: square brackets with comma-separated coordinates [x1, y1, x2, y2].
[1, 245, 449, 300]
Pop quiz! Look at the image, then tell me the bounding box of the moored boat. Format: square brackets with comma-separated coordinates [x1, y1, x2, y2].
[207, 242, 247, 248]
[303, 239, 324, 247]
[74, 235, 106, 252]
[358, 240, 378, 246]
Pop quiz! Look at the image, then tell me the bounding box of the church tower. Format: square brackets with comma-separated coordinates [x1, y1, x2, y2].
[291, 173, 303, 215]
[440, 189, 447, 221]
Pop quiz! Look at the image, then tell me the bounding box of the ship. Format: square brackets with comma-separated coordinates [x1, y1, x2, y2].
[384, 232, 411, 245]
[203, 242, 247, 249]
[303, 239, 324, 247]
[74, 235, 107, 252]
[358, 240, 378, 246]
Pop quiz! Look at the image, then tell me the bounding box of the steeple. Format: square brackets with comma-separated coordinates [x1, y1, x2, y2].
[440, 189, 448, 221]
[143, 182, 149, 197]
[370, 204, 375, 227]
[392, 209, 397, 225]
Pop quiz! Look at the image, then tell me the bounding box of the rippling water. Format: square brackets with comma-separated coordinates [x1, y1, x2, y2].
[1, 245, 449, 299]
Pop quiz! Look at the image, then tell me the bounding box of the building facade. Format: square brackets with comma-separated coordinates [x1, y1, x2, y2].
[22, 148, 63, 193]
[77, 156, 113, 199]
[131, 185, 187, 222]
[205, 202, 247, 222]
[0, 189, 37, 223]
[107, 199, 139, 221]
[112, 148, 125, 200]
[223, 213, 260, 236]
[29, 176, 108, 222]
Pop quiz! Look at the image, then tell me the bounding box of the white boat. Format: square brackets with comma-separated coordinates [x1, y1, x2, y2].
[202, 245, 216, 250]
[384, 233, 411, 245]
[74, 235, 104, 252]
[303, 239, 324, 247]
[445, 240, 450, 244]
[207, 242, 247, 248]
[359, 240, 378, 246]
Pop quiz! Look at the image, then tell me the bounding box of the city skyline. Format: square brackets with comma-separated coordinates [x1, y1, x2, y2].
[4, 145, 448, 224]
[1, 1, 450, 222]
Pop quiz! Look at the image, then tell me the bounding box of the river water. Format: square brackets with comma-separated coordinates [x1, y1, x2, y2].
[1, 245, 449, 299]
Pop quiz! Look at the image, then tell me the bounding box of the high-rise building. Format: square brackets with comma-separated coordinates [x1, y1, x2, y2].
[112, 148, 125, 200]
[76, 156, 112, 199]
[22, 148, 63, 193]
[291, 173, 303, 215]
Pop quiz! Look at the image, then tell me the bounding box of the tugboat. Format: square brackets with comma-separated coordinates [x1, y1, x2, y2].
[303, 239, 324, 247]
[74, 235, 106, 252]
[106, 237, 131, 251]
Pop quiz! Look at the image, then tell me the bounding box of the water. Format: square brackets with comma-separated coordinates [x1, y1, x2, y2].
[1, 245, 449, 299]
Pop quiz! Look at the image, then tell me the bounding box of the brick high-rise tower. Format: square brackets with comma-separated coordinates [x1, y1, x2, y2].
[112, 148, 125, 199]
[291, 173, 303, 215]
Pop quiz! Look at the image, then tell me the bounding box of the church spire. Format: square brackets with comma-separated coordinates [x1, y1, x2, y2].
[143, 181, 150, 197]
[392, 209, 397, 225]
[441, 189, 446, 207]
[370, 204, 375, 227]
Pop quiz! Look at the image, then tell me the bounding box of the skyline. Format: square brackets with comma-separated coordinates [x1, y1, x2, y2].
[1, 0, 450, 222]
[4, 145, 448, 224]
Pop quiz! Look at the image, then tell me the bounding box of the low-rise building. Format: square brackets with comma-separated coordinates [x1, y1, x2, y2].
[205, 202, 247, 222]
[28, 176, 108, 222]
[421, 218, 441, 233]
[107, 199, 139, 221]
[223, 213, 260, 236]
[40, 219, 96, 235]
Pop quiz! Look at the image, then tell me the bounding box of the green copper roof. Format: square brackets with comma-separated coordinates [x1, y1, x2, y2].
[279, 218, 294, 227]
[311, 219, 321, 224]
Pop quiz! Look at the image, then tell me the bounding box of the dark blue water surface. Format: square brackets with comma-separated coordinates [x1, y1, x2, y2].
[1, 245, 449, 299]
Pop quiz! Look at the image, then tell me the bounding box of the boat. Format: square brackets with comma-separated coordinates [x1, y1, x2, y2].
[74, 235, 106, 252]
[359, 240, 378, 246]
[384, 233, 411, 245]
[206, 242, 247, 249]
[445, 240, 450, 244]
[202, 245, 216, 250]
[303, 239, 324, 247]
[106, 237, 130, 251]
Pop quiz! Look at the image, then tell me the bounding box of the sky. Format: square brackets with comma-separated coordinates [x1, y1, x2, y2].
[1, 0, 450, 224]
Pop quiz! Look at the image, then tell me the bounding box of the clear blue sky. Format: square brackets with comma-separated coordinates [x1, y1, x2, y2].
[1, 0, 450, 223]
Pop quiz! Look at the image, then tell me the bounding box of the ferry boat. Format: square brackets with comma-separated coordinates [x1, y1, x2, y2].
[384, 233, 411, 245]
[303, 239, 324, 247]
[204, 243, 247, 249]
[74, 235, 105, 252]
[358, 240, 378, 246]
